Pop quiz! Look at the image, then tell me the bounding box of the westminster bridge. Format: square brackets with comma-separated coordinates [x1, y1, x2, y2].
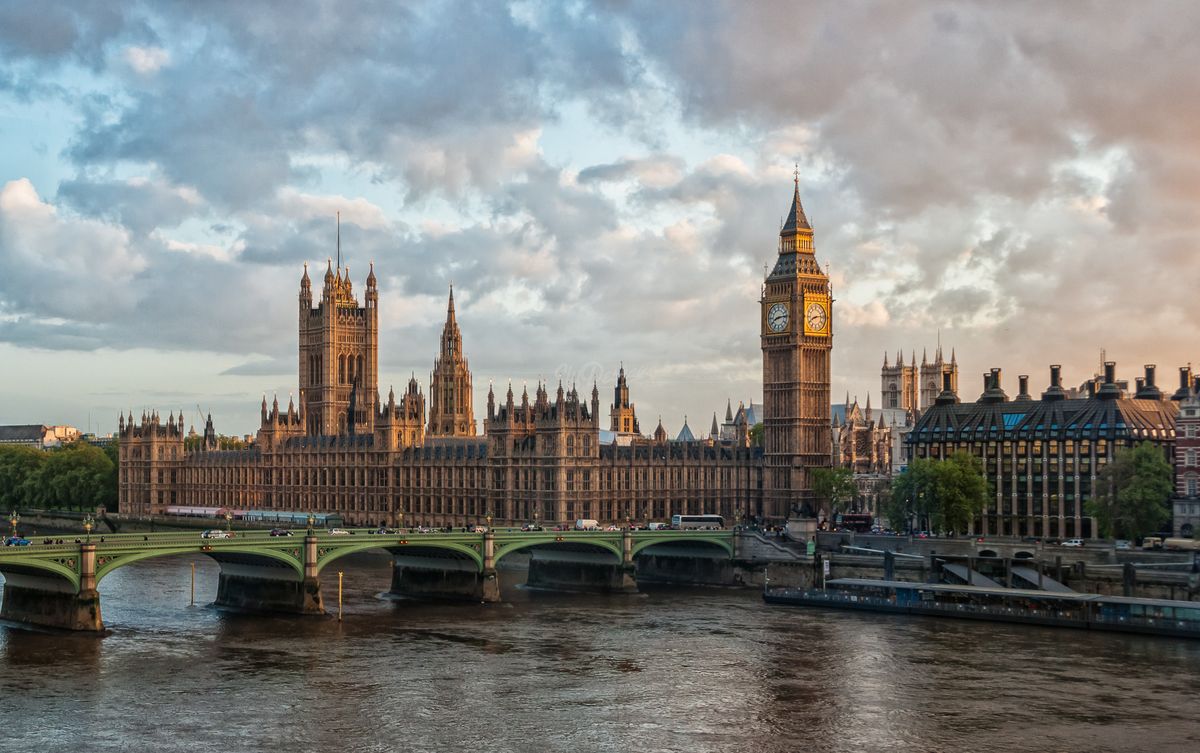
[0, 528, 740, 631]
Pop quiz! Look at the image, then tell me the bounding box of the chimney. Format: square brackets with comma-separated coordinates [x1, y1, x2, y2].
[1173, 366, 1193, 401]
[1016, 375, 1031, 401]
[1134, 364, 1164, 400]
[936, 370, 959, 405]
[1097, 361, 1122, 400]
[981, 367, 1007, 403]
[1042, 364, 1066, 402]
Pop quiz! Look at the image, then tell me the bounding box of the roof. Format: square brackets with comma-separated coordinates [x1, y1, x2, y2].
[0, 425, 48, 441]
[676, 420, 695, 442]
[780, 180, 811, 234]
[908, 391, 1177, 444]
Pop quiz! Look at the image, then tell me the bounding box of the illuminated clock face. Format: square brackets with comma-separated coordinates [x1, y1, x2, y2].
[806, 302, 828, 332]
[767, 303, 789, 332]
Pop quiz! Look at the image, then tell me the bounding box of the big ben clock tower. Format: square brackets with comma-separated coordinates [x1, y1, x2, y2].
[761, 172, 832, 521]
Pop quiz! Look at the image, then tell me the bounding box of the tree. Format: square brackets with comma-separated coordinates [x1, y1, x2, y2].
[885, 453, 989, 534]
[1087, 441, 1172, 540]
[931, 451, 989, 534]
[748, 422, 764, 448]
[811, 466, 856, 516]
[885, 457, 938, 532]
[30, 442, 116, 512]
[0, 445, 47, 509]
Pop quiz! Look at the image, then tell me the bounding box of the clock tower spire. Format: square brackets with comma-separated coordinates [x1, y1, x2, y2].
[760, 171, 832, 521]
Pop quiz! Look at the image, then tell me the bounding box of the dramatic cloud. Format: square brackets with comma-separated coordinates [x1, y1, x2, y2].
[1, 0, 1198, 435]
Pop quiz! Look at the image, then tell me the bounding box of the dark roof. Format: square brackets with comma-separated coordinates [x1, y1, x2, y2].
[909, 392, 1177, 444]
[780, 181, 811, 234]
[0, 425, 47, 441]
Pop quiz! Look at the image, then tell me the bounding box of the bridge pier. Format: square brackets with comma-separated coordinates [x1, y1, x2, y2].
[524, 536, 638, 595]
[210, 535, 323, 615]
[0, 543, 104, 632]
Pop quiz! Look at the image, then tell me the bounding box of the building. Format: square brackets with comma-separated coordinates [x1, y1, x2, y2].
[428, 286, 476, 437]
[830, 396, 913, 518]
[0, 424, 80, 449]
[760, 171, 832, 518]
[1173, 375, 1200, 538]
[118, 181, 831, 527]
[881, 346, 958, 412]
[906, 363, 1181, 539]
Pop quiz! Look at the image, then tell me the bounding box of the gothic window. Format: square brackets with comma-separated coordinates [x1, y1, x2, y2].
[339, 355, 346, 384]
[357, 355, 364, 383]
[1188, 475, 1198, 497]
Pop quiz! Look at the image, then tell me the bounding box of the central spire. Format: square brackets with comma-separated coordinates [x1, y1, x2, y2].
[780, 164, 811, 236]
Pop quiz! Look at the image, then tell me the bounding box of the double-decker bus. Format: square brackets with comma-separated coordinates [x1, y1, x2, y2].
[671, 514, 725, 530]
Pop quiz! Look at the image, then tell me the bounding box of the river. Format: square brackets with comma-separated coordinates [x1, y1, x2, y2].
[2, 552, 1199, 753]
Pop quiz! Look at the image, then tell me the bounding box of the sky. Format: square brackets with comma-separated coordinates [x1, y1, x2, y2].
[1, 1, 1199, 438]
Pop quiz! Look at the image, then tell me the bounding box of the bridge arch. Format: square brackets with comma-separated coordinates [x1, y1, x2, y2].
[95, 545, 305, 584]
[0, 558, 81, 591]
[493, 537, 622, 567]
[314, 539, 484, 574]
[631, 535, 734, 559]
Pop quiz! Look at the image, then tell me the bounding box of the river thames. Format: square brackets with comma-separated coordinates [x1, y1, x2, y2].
[2, 552, 1199, 753]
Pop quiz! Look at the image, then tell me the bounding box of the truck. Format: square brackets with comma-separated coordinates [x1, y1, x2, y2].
[1162, 537, 1200, 551]
[1141, 536, 1163, 550]
[575, 519, 599, 531]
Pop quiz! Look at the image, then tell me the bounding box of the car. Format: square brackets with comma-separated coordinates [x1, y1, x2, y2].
[269, 528, 293, 537]
[374, 527, 397, 535]
[1114, 539, 1132, 550]
[328, 528, 350, 535]
[1061, 538, 1084, 547]
[604, 525, 621, 531]
[201, 530, 232, 539]
[4, 537, 31, 547]
[521, 525, 544, 532]
[468, 525, 489, 533]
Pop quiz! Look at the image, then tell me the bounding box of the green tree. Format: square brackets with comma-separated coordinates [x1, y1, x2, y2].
[885, 457, 938, 532]
[811, 466, 857, 515]
[30, 442, 115, 512]
[0, 445, 47, 509]
[1086, 441, 1172, 540]
[748, 422, 764, 448]
[885, 453, 988, 534]
[931, 451, 989, 534]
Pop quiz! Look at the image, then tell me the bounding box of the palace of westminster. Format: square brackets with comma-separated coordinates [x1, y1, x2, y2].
[119, 180, 1196, 537]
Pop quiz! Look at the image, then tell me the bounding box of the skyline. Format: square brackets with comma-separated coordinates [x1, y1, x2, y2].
[3, 1, 1199, 436]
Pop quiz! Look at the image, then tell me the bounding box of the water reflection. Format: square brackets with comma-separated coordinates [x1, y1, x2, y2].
[2, 556, 1200, 752]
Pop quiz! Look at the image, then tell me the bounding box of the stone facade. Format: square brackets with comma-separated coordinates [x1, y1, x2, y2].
[428, 286, 476, 437]
[881, 346, 958, 412]
[1173, 370, 1200, 537]
[118, 182, 829, 527]
[760, 174, 832, 519]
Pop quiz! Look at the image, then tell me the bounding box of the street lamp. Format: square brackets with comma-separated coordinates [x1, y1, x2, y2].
[83, 514, 94, 543]
[398, 510, 405, 532]
[9, 511, 19, 538]
[626, 515, 631, 531]
[224, 510, 233, 533]
[485, 512, 493, 531]
[306, 512, 316, 536]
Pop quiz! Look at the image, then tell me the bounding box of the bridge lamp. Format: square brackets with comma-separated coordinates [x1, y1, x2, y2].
[83, 514, 94, 543]
[306, 513, 316, 536]
[224, 510, 233, 532]
[398, 510, 405, 531]
[9, 511, 19, 537]
[486, 512, 492, 530]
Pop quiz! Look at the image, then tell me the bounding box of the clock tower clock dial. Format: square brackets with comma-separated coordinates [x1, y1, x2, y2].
[759, 173, 832, 521]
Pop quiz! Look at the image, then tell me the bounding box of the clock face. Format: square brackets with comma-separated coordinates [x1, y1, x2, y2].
[767, 303, 789, 333]
[805, 302, 828, 332]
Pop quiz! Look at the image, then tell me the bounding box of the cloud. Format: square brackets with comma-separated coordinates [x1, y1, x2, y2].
[121, 44, 168, 74]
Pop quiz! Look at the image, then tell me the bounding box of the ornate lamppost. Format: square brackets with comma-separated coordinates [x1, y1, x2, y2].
[398, 510, 405, 532]
[224, 510, 233, 533]
[485, 512, 493, 531]
[9, 511, 19, 538]
[83, 514, 94, 543]
[306, 512, 316, 536]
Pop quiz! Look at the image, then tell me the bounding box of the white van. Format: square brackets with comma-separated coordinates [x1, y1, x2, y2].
[575, 519, 600, 531]
[647, 522, 669, 530]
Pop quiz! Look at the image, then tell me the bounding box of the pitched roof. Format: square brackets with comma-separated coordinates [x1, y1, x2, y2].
[0, 424, 48, 441]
